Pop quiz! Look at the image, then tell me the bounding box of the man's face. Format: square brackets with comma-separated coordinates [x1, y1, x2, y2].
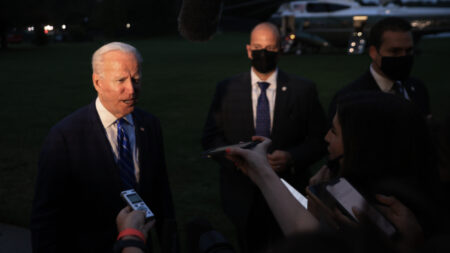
[93, 50, 141, 118]
[246, 27, 279, 60]
[370, 30, 414, 75]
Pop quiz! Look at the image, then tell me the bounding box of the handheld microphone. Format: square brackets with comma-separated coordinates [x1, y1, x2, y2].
[177, 0, 224, 42]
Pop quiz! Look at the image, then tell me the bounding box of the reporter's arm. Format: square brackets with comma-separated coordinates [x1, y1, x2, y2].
[226, 136, 319, 236]
[254, 163, 320, 236]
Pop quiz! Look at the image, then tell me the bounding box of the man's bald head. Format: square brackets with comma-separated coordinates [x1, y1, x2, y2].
[249, 22, 281, 48]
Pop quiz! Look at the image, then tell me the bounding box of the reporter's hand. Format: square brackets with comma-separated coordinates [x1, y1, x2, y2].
[375, 194, 424, 251]
[309, 165, 332, 186]
[267, 150, 292, 173]
[225, 136, 273, 183]
[332, 206, 361, 229]
[116, 206, 155, 239]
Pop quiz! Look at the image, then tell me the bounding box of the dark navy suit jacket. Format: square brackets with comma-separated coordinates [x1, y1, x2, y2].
[202, 70, 327, 229]
[31, 101, 177, 253]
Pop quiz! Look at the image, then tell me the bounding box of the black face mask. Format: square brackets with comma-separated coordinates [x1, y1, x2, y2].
[380, 55, 414, 81]
[251, 49, 278, 74]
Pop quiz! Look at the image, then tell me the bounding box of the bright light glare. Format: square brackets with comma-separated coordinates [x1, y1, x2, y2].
[351, 42, 356, 47]
[353, 16, 368, 21]
[44, 25, 54, 31]
[289, 34, 296, 40]
[126, 23, 131, 29]
[357, 32, 362, 37]
[62, 24, 67, 30]
[27, 26, 34, 32]
[349, 48, 354, 53]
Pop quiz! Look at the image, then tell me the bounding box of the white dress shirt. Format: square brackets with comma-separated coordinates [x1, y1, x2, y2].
[95, 97, 140, 182]
[251, 68, 278, 131]
[370, 64, 410, 100]
[370, 64, 395, 94]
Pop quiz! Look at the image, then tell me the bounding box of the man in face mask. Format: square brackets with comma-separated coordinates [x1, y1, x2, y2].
[328, 17, 431, 120]
[202, 22, 327, 253]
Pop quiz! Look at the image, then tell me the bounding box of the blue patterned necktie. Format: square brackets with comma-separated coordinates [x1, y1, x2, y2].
[255, 81, 271, 137]
[117, 118, 136, 189]
[392, 81, 410, 100]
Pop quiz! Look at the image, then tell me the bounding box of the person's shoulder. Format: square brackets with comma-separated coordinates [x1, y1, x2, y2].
[217, 72, 249, 86]
[336, 71, 373, 97]
[279, 70, 316, 93]
[133, 108, 160, 126]
[407, 76, 426, 87]
[42, 103, 94, 143]
[51, 104, 93, 132]
[348, 70, 372, 84]
[281, 71, 315, 86]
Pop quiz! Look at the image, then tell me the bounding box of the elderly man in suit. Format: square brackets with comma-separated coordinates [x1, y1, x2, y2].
[202, 22, 327, 253]
[31, 42, 178, 253]
[328, 17, 431, 121]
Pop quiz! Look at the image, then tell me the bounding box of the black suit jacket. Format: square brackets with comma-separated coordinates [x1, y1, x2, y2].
[31, 102, 178, 253]
[328, 70, 431, 121]
[202, 70, 327, 223]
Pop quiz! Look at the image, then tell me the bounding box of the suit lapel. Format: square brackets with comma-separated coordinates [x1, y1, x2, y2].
[88, 102, 123, 188]
[132, 111, 147, 191]
[272, 71, 289, 139]
[238, 72, 255, 136]
[365, 70, 382, 91]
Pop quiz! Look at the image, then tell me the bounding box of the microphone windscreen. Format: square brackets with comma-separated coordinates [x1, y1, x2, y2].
[178, 0, 223, 42]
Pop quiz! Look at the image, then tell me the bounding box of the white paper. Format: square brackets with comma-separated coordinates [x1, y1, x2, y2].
[280, 178, 308, 209]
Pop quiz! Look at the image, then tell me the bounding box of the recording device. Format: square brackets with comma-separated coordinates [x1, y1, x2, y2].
[120, 189, 154, 220]
[178, 0, 224, 41]
[202, 141, 261, 158]
[307, 178, 397, 237]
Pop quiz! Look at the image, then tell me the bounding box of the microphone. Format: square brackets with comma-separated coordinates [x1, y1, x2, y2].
[177, 0, 224, 42]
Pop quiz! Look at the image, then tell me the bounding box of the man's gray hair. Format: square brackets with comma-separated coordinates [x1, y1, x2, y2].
[92, 42, 143, 75]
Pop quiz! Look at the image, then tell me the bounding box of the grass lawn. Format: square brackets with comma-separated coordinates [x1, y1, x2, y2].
[0, 33, 448, 250]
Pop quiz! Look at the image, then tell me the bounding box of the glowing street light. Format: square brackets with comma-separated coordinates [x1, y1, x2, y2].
[44, 25, 54, 31]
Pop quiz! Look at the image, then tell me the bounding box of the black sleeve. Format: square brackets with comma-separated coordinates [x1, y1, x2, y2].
[149, 118, 180, 253]
[201, 81, 229, 150]
[30, 127, 70, 253]
[286, 83, 327, 170]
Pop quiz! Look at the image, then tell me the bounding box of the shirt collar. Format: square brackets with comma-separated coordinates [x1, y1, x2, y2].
[370, 64, 394, 93]
[251, 67, 278, 90]
[95, 97, 134, 128]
